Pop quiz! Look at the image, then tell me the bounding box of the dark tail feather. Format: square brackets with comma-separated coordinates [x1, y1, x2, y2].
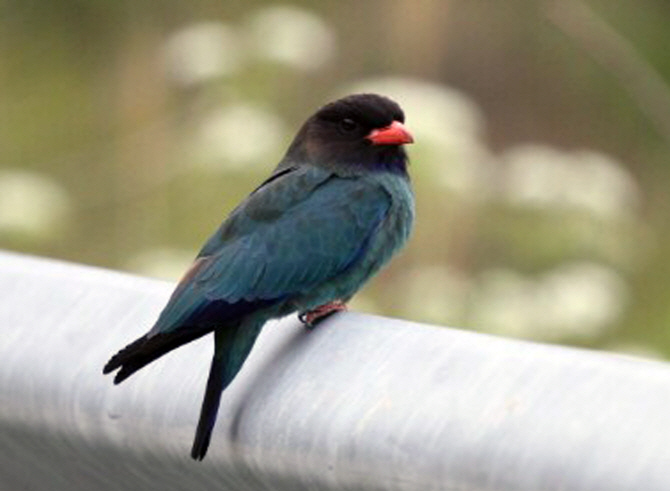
[190, 320, 265, 460]
[190, 353, 226, 460]
[103, 327, 211, 384]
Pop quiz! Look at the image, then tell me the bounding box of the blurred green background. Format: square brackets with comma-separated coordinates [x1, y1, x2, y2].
[2, 0, 669, 358]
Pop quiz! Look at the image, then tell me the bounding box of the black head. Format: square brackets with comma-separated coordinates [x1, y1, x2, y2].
[284, 93, 413, 175]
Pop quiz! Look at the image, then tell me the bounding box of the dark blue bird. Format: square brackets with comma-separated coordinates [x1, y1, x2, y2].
[103, 93, 415, 460]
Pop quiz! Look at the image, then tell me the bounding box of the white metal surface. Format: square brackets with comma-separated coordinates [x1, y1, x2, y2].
[1, 251, 669, 490]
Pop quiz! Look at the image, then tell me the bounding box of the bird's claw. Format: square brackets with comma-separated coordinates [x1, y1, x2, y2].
[299, 301, 347, 327]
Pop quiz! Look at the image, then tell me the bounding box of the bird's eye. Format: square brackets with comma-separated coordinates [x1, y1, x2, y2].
[339, 118, 358, 133]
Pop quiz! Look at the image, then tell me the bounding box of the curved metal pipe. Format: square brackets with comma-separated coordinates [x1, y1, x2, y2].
[1, 251, 668, 490]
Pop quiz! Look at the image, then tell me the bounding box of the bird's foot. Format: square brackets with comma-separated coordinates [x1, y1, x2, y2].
[299, 301, 347, 328]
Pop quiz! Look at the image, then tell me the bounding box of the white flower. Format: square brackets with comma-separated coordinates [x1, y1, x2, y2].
[502, 144, 640, 219]
[246, 6, 336, 71]
[164, 22, 242, 87]
[193, 103, 286, 170]
[471, 262, 627, 342]
[0, 170, 72, 241]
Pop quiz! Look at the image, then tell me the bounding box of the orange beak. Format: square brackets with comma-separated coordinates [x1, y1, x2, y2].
[366, 121, 414, 146]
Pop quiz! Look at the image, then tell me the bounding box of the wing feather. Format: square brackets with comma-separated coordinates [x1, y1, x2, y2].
[151, 167, 390, 334]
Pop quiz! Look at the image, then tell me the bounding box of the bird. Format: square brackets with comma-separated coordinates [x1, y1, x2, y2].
[103, 93, 415, 460]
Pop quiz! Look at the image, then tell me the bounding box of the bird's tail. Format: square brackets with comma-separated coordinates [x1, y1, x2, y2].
[191, 319, 265, 460]
[103, 326, 212, 384]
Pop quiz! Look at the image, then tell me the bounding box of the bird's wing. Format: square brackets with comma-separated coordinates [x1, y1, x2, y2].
[152, 166, 391, 333]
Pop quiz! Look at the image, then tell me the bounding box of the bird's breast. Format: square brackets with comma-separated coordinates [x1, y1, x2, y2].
[365, 173, 414, 266]
[335, 172, 414, 294]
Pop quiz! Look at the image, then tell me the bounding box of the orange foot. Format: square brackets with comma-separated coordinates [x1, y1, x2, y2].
[299, 300, 348, 327]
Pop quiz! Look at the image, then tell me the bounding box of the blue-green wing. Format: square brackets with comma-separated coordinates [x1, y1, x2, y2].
[152, 167, 390, 332]
[202, 178, 389, 301]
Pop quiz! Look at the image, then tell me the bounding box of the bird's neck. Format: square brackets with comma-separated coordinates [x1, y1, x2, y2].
[364, 149, 410, 176]
[278, 138, 409, 178]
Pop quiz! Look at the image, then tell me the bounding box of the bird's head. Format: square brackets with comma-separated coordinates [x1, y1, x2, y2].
[285, 93, 414, 175]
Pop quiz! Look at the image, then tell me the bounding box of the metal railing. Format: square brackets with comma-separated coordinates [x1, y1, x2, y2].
[1, 250, 669, 490]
